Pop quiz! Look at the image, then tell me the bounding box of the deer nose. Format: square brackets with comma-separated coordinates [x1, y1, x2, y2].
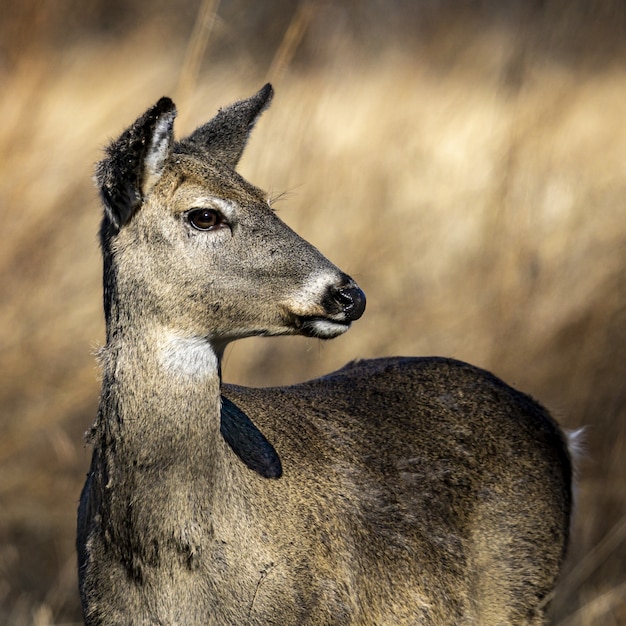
[331, 283, 366, 321]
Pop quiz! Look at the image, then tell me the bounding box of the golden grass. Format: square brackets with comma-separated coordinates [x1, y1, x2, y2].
[0, 8, 624, 624]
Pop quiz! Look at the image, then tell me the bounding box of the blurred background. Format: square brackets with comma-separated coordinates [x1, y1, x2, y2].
[1, 0, 625, 624]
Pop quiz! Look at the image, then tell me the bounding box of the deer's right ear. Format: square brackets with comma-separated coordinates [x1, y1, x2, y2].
[96, 97, 177, 229]
[181, 84, 273, 169]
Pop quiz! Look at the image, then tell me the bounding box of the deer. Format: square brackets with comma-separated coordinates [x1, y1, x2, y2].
[77, 84, 573, 625]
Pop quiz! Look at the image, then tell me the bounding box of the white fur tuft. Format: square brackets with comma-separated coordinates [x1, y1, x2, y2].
[142, 113, 175, 195]
[307, 319, 350, 339]
[566, 427, 586, 478]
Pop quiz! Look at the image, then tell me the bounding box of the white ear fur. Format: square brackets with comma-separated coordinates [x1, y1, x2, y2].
[566, 427, 586, 478]
[142, 111, 176, 196]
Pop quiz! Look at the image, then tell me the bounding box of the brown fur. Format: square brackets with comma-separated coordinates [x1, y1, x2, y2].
[77, 85, 572, 625]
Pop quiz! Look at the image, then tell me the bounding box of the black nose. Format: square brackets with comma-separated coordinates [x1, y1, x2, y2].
[331, 283, 366, 321]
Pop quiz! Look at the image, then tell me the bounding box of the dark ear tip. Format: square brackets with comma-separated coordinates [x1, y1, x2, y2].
[258, 84, 273, 107]
[154, 96, 177, 118]
[264, 460, 283, 479]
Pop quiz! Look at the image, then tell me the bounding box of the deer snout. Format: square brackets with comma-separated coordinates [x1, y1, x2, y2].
[283, 273, 366, 339]
[329, 283, 366, 322]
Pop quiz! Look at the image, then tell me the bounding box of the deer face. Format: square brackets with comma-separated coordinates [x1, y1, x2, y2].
[97, 86, 365, 348]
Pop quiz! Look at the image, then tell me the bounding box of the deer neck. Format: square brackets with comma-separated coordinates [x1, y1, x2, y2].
[91, 325, 228, 563]
[95, 323, 224, 462]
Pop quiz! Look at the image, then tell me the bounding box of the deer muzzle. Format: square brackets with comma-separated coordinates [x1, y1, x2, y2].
[328, 283, 366, 322]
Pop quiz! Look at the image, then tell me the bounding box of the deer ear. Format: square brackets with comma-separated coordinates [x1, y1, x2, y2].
[181, 83, 273, 169]
[220, 396, 282, 479]
[96, 97, 177, 229]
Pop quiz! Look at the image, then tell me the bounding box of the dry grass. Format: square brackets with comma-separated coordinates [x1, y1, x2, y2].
[0, 3, 625, 624]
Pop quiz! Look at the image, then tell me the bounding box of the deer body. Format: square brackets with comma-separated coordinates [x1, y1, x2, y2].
[77, 86, 572, 625]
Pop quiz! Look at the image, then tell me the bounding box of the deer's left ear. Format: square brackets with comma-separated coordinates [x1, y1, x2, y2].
[96, 97, 177, 229]
[181, 83, 273, 169]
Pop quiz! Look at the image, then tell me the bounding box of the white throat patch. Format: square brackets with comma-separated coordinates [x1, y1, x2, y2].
[159, 333, 219, 379]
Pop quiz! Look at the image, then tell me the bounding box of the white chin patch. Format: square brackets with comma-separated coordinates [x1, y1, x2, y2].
[306, 319, 350, 339]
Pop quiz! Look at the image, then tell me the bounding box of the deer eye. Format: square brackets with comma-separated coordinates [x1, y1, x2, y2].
[187, 208, 225, 231]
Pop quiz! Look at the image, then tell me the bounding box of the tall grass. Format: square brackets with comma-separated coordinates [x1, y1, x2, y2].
[0, 3, 624, 624]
